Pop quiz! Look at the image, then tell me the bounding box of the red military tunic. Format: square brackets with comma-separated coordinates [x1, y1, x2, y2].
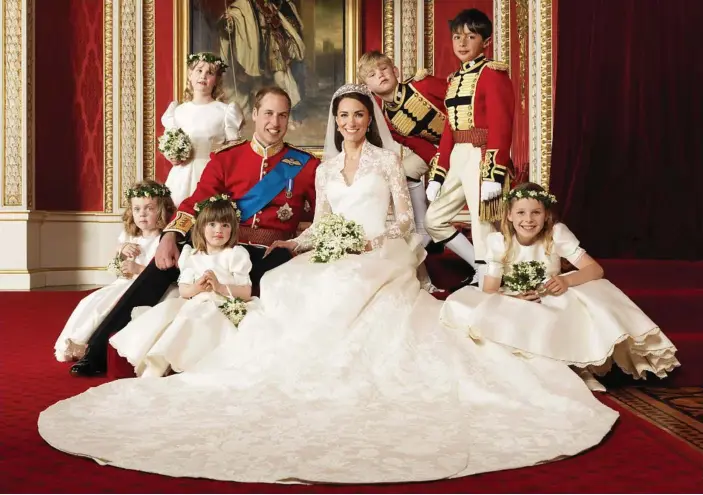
[164, 137, 319, 246]
[429, 56, 514, 186]
[381, 70, 449, 164]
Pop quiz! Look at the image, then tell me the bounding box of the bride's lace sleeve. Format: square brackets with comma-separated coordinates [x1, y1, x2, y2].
[291, 166, 332, 252]
[369, 151, 416, 250]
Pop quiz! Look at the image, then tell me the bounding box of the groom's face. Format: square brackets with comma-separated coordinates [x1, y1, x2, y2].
[252, 94, 290, 146]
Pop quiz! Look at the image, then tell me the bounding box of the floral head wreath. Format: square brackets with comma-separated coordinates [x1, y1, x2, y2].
[504, 188, 558, 207]
[125, 183, 171, 200]
[333, 83, 374, 100]
[193, 194, 241, 220]
[187, 52, 228, 73]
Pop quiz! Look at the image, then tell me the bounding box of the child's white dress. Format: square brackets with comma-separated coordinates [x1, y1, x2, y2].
[54, 232, 162, 361]
[109, 245, 254, 377]
[162, 100, 243, 206]
[440, 223, 680, 379]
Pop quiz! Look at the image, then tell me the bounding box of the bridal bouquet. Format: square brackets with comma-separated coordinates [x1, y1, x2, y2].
[503, 261, 547, 295]
[158, 128, 192, 163]
[106, 254, 125, 278]
[310, 213, 366, 263]
[219, 297, 248, 327]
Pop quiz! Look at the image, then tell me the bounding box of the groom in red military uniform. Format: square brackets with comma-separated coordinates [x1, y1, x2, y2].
[70, 86, 319, 376]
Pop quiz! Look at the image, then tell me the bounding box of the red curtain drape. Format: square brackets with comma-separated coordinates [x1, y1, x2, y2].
[550, 0, 703, 260]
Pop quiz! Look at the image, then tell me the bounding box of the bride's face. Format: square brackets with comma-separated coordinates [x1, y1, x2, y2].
[335, 97, 371, 146]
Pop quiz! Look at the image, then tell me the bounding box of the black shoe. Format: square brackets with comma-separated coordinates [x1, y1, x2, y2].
[450, 272, 479, 293]
[425, 241, 444, 255]
[69, 349, 106, 377]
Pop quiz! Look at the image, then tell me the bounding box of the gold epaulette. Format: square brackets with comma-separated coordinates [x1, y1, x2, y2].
[413, 68, 429, 81]
[486, 60, 509, 72]
[213, 138, 247, 154]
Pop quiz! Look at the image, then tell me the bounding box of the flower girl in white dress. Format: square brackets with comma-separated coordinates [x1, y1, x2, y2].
[162, 52, 244, 207]
[441, 182, 680, 389]
[54, 180, 176, 362]
[109, 196, 254, 378]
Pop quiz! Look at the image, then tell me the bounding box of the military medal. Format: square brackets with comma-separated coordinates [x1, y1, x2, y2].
[277, 203, 293, 222]
[286, 178, 293, 198]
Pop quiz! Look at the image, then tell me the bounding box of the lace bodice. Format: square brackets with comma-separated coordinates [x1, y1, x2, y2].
[485, 223, 587, 279]
[161, 101, 243, 160]
[293, 141, 415, 251]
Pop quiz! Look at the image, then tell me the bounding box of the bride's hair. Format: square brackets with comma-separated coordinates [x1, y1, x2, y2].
[331, 92, 384, 152]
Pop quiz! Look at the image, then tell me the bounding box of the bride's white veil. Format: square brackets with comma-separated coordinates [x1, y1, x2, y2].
[322, 83, 400, 162]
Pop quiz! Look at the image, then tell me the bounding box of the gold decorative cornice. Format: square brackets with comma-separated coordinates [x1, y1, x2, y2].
[382, 0, 394, 60]
[103, 0, 113, 212]
[424, 0, 434, 75]
[142, 0, 155, 180]
[119, 0, 137, 208]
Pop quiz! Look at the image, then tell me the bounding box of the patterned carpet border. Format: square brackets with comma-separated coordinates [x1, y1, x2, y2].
[608, 387, 703, 452]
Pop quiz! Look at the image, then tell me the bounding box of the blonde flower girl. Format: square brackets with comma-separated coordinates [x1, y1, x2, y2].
[441, 182, 680, 390]
[109, 196, 255, 377]
[162, 52, 244, 206]
[54, 180, 176, 362]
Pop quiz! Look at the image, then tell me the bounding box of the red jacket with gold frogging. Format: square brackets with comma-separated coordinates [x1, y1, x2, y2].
[164, 138, 319, 244]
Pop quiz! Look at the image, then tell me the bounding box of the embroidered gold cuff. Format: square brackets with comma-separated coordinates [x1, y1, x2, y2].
[428, 155, 447, 183]
[164, 211, 195, 236]
[481, 150, 508, 184]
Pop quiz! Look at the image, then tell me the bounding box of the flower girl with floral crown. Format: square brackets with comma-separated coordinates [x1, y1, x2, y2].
[161, 52, 244, 207]
[441, 182, 680, 390]
[109, 195, 254, 378]
[54, 180, 176, 362]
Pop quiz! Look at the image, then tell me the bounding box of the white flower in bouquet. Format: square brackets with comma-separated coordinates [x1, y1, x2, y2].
[106, 255, 125, 278]
[310, 213, 366, 263]
[218, 297, 248, 327]
[158, 128, 192, 163]
[503, 260, 547, 294]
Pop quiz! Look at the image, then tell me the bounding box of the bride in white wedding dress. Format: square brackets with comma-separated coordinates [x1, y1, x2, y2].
[38, 84, 618, 484]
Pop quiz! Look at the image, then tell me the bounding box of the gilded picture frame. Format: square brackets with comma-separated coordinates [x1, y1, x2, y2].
[173, 0, 361, 154]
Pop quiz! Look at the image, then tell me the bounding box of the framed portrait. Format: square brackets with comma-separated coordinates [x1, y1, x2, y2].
[174, 0, 361, 152]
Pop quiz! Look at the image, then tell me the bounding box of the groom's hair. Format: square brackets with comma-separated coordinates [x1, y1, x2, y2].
[253, 86, 292, 112]
[331, 92, 384, 151]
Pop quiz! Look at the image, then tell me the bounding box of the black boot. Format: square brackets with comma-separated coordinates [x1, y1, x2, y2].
[69, 346, 107, 377]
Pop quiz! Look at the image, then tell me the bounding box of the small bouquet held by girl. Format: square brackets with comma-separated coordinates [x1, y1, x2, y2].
[502, 260, 547, 296]
[310, 213, 366, 263]
[158, 128, 193, 164]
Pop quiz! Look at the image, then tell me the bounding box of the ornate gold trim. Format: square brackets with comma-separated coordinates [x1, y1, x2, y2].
[119, 0, 137, 208]
[383, 0, 394, 60]
[516, 0, 528, 109]
[3, 0, 24, 206]
[539, 0, 553, 190]
[103, 0, 114, 212]
[173, 0, 189, 103]
[400, 0, 417, 80]
[344, 0, 361, 84]
[26, 0, 34, 209]
[495, 0, 510, 65]
[142, 0, 155, 180]
[423, 0, 433, 74]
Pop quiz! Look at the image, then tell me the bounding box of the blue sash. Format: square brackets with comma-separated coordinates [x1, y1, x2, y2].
[237, 148, 311, 222]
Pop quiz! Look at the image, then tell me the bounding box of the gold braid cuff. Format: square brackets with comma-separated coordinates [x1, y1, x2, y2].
[481, 149, 509, 183]
[428, 154, 447, 184]
[164, 211, 195, 236]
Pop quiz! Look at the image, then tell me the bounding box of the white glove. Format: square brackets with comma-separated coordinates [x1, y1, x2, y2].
[480, 180, 502, 201]
[426, 181, 442, 202]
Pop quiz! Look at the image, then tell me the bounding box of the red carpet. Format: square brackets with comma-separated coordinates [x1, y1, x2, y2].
[1, 259, 702, 493]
